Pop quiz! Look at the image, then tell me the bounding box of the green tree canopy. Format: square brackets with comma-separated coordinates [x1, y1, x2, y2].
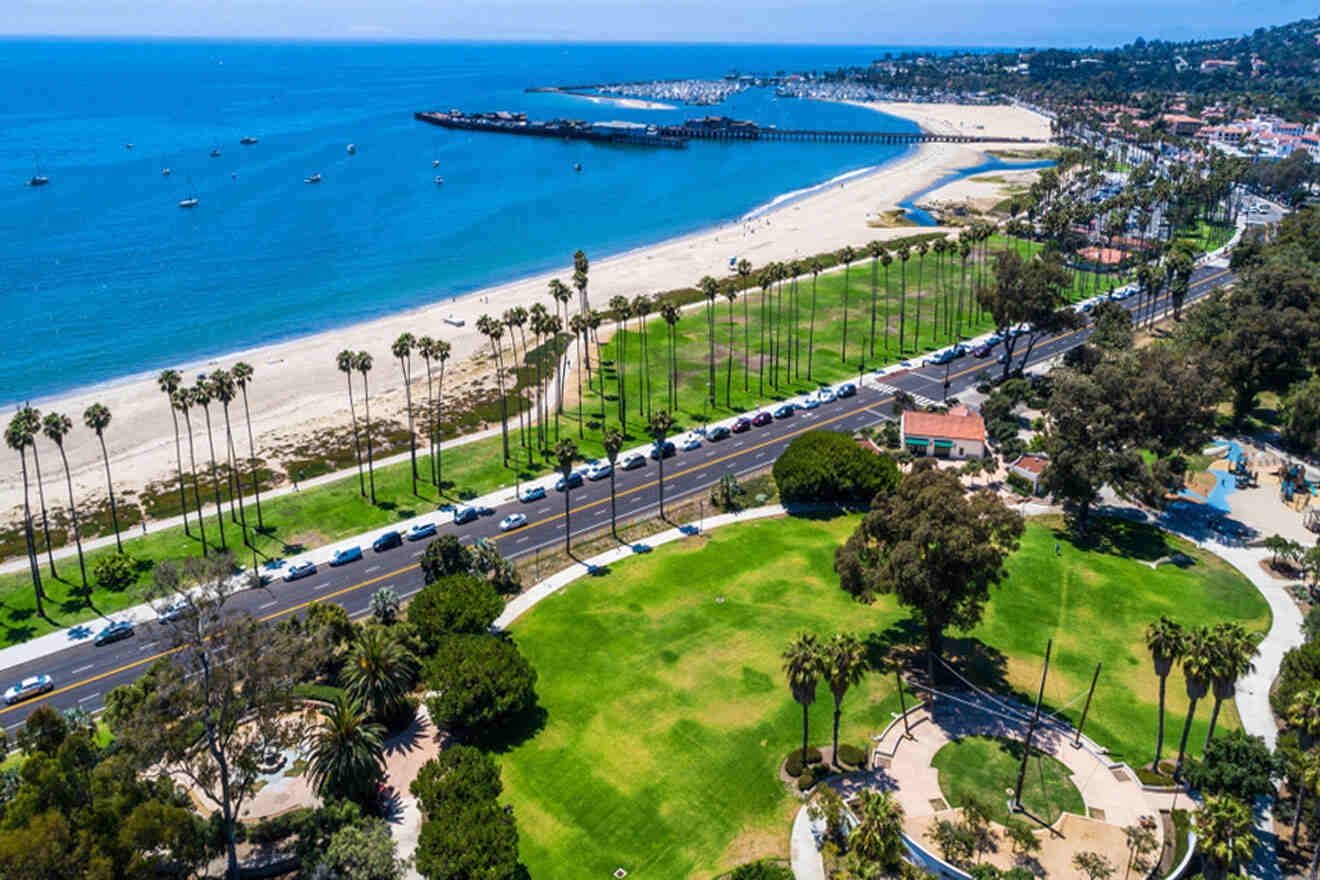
[773, 431, 901, 505]
[407, 574, 505, 653]
[423, 635, 538, 729]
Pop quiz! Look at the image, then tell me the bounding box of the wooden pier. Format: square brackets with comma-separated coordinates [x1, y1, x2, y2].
[656, 125, 1039, 145]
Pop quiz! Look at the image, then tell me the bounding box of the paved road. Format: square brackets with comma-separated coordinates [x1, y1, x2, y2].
[0, 264, 1234, 731]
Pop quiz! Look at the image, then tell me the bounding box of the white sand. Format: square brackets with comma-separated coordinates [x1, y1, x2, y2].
[2, 101, 1052, 520]
[562, 93, 678, 111]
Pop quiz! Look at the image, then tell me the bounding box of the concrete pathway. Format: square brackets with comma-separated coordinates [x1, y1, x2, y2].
[790, 804, 827, 880]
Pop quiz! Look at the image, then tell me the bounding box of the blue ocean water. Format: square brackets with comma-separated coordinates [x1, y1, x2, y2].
[1, 39, 966, 404]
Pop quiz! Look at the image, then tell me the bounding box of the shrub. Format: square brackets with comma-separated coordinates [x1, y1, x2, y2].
[1272, 640, 1320, 720]
[423, 635, 538, 729]
[773, 431, 900, 505]
[92, 553, 136, 592]
[369, 587, 400, 625]
[797, 763, 832, 792]
[836, 743, 867, 768]
[1006, 471, 1034, 496]
[407, 574, 505, 653]
[419, 534, 473, 583]
[728, 860, 794, 880]
[784, 746, 822, 777]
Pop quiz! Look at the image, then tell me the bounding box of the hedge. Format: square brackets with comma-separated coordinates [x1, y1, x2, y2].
[784, 746, 823, 778]
[836, 743, 867, 768]
[797, 763, 832, 792]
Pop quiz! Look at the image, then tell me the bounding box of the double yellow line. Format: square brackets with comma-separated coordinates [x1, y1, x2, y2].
[0, 266, 1233, 719]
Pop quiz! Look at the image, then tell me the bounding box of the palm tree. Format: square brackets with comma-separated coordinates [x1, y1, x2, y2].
[782, 633, 822, 764]
[171, 389, 208, 554]
[355, 352, 377, 504]
[659, 304, 680, 412]
[432, 340, 451, 487]
[504, 308, 529, 451]
[42, 413, 86, 589]
[632, 294, 653, 419]
[957, 239, 973, 340]
[880, 249, 894, 355]
[806, 258, 823, 379]
[588, 309, 606, 428]
[788, 260, 804, 378]
[344, 627, 417, 722]
[603, 427, 624, 539]
[756, 269, 773, 394]
[838, 245, 856, 362]
[477, 315, 513, 455]
[304, 695, 387, 806]
[914, 240, 929, 351]
[544, 313, 565, 442]
[896, 245, 911, 353]
[1173, 625, 1215, 778]
[1288, 689, 1320, 844]
[549, 278, 573, 418]
[648, 410, 674, 520]
[822, 632, 867, 765]
[336, 349, 366, 498]
[18, 406, 55, 576]
[231, 362, 264, 530]
[417, 337, 439, 485]
[208, 370, 246, 537]
[554, 438, 577, 552]
[1194, 795, 1255, 880]
[723, 283, 738, 406]
[567, 313, 587, 439]
[391, 333, 419, 493]
[736, 259, 752, 390]
[850, 789, 906, 871]
[698, 275, 719, 407]
[5, 412, 44, 617]
[609, 296, 631, 430]
[1204, 622, 1258, 746]
[82, 403, 122, 552]
[866, 242, 885, 357]
[191, 382, 227, 550]
[158, 368, 192, 535]
[1145, 616, 1184, 771]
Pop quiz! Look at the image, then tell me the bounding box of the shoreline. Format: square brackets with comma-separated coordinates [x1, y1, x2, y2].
[3, 99, 1054, 518]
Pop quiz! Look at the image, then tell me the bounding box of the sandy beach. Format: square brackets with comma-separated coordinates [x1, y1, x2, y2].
[559, 92, 679, 111]
[1, 100, 1052, 521]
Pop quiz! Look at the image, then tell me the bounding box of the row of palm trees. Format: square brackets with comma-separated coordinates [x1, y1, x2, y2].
[6, 402, 124, 616]
[782, 631, 870, 767]
[1145, 616, 1259, 777]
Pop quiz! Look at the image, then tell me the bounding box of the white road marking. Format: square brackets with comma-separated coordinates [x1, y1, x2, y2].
[365, 566, 381, 573]
[72, 663, 95, 674]
[314, 582, 333, 592]
[259, 600, 277, 610]
[79, 692, 100, 703]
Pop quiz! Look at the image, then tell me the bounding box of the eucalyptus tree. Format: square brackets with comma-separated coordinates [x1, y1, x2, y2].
[336, 349, 366, 498]
[158, 368, 192, 535]
[42, 412, 86, 588]
[230, 361, 264, 530]
[82, 402, 123, 552]
[391, 332, 419, 492]
[190, 382, 227, 550]
[171, 389, 208, 554]
[5, 411, 44, 616]
[355, 351, 377, 504]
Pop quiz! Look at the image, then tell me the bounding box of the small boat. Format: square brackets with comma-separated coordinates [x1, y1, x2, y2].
[304, 173, 321, 184]
[162, 167, 171, 176]
[346, 143, 356, 154]
[574, 163, 582, 172]
[240, 136, 258, 145]
[179, 196, 199, 208]
[125, 143, 134, 149]
[432, 159, 440, 168]
[27, 175, 49, 187]
[210, 148, 221, 158]
[434, 176, 444, 185]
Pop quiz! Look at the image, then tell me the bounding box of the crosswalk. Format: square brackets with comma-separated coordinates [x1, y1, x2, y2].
[874, 383, 939, 408]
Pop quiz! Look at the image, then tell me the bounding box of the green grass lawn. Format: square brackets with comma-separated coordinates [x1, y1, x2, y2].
[495, 513, 1268, 877]
[931, 735, 1084, 826]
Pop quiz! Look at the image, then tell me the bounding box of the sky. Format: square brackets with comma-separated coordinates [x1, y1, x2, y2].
[3, 0, 1312, 47]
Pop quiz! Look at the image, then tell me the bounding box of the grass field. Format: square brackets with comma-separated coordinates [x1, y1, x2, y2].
[495, 513, 1269, 877]
[931, 735, 1084, 826]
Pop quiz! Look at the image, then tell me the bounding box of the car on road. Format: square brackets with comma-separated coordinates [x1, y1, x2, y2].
[816, 387, 837, 404]
[406, 522, 436, 541]
[453, 506, 480, 524]
[650, 440, 676, 460]
[4, 674, 53, 705]
[555, 471, 584, 491]
[95, 620, 135, 646]
[679, 434, 702, 451]
[156, 599, 192, 624]
[520, 485, 547, 502]
[798, 395, 820, 410]
[586, 461, 612, 480]
[372, 531, 403, 552]
[707, 425, 730, 441]
[930, 345, 968, 365]
[773, 404, 796, 419]
[284, 561, 317, 582]
[731, 417, 752, 433]
[330, 546, 362, 566]
[997, 352, 1010, 365]
[972, 343, 994, 358]
[836, 382, 857, 398]
[752, 411, 773, 426]
[500, 513, 527, 532]
[620, 452, 647, 470]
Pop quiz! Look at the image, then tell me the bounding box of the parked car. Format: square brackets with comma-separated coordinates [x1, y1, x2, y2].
[620, 452, 647, 470]
[330, 546, 362, 566]
[284, 561, 317, 582]
[752, 411, 773, 426]
[731, 417, 752, 433]
[406, 522, 436, 541]
[520, 485, 547, 502]
[94, 620, 135, 646]
[156, 599, 192, 624]
[707, 425, 730, 441]
[799, 395, 820, 410]
[555, 471, 584, 491]
[4, 674, 53, 705]
[836, 383, 857, 398]
[679, 434, 701, 451]
[773, 404, 796, 419]
[453, 506, 480, 524]
[972, 343, 993, 358]
[650, 441, 676, 460]
[372, 531, 403, 552]
[586, 461, 612, 480]
[816, 387, 837, 404]
[499, 513, 527, 532]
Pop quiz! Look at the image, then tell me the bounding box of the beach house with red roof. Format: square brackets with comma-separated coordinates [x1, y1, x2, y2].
[900, 406, 986, 460]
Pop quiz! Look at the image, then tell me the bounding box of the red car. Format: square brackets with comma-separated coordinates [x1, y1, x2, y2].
[752, 411, 773, 427]
[732, 417, 752, 433]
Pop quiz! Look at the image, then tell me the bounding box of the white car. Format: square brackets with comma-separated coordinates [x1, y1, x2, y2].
[586, 461, 612, 480]
[816, 387, 837, 404]
[4, 674, 53, 705]
[499, 513, 527, 532]
[679, 434, 702, 451]
[156, 598, 192, 624]
[799, 395, 820, 410]
[620, 452, 646, 470]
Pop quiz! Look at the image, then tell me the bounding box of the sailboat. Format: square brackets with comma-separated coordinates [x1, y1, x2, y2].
[346, 143, 356, 154]
[210, 148, 221, 158]
[240, 136, 259, 145]
[27, 158, 49, 186]
[304, 173, 321, 184]
[162, 167, 171, 176]
[179, 177, 199, 208]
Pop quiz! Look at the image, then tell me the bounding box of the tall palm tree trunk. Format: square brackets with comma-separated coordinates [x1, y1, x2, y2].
[807, 276, 818, 379]
[1174, 696, 1200, 776]
[361, 375, 377, 504]
[54, 442, 87, 588]
[97, 433, 123, 553]
[16, 447, 45, 617]
[182, 413, 207, 554]
[200, 407, 227, 550]
[221, 407, 247, 542]
[238, 388, 264, 530]
[869, 259, 879, 357]
[169, 408, 192, 535]
[1152, 673, 1168, 770]
[841, 265, 851, 362]
[743, 294, 750, 391]
[345, 375, 366, 497]
[725, 299, 736, 406]
[29, 444, 55, 576]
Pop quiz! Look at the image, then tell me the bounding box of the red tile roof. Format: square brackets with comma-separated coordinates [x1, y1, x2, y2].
[901, 409, 986, 443]
[1012, 454, 1049, 477]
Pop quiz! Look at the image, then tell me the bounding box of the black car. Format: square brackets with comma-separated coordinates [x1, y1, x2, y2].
[752, 411, 773, 427]
[94, 620, 135, 646]
[372, 531, 403, 552]
[731, 417, 752, 433]
[773, 404, 796, 419]
[707, 425, 730, 441]
[836, 382, 857, 398]
[555, 471, 584, 491]
[650, 440, 676, 460]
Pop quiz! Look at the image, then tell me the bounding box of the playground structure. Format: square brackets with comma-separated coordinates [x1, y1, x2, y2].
[1278, 462, 1317, 509]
